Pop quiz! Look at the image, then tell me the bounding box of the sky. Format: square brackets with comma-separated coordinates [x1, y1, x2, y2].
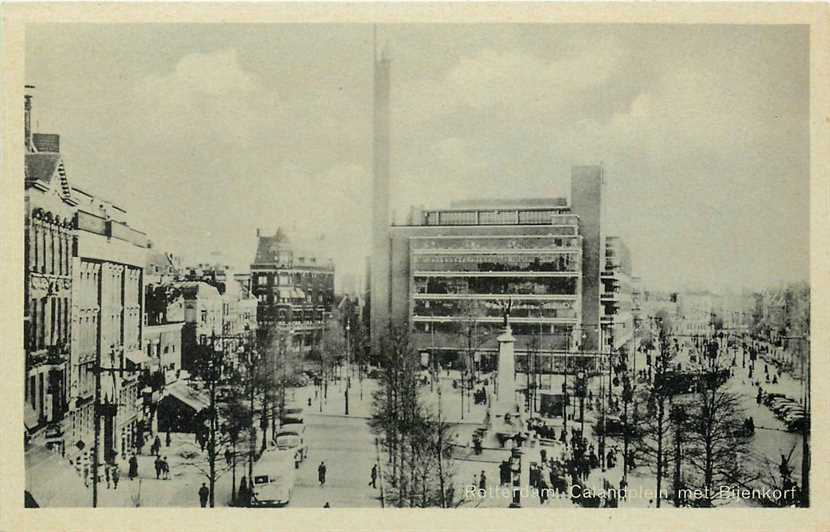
[25, 24, 809, 293]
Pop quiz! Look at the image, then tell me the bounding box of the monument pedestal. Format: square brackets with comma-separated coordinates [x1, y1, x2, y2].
[483, 326, 526, 449]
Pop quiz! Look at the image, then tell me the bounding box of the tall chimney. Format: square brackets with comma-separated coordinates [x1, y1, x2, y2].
[370, 28, 393, 344]
[24, 85, 35, 152]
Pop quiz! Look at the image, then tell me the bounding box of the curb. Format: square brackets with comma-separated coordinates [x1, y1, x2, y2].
[307, 413, 372, 421]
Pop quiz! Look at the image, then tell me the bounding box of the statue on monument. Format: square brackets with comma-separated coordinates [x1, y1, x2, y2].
[500, 298, 513, 329]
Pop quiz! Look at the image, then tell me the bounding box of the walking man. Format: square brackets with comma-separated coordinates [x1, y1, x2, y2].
[318, 461, 327, 487]
[162, 456, 170, 480]
[155, 455, 163, 479]
[128, 454, 138, 480]
[369, 464, 378, 489]
[111, 464, 120, 490]
[199, 483, 210, 508]
[153, 435, 162, 456]
[478, 470, 487, 495]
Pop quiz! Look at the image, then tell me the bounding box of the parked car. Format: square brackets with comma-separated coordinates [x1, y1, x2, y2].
[781, 404, 804, 417]
[774, 404, 800, 417]
[274, 424, 308, 467]
[285, 373, 310, 387]
[763, 393, 787, 407]
[280, 413, 304, 425]
[250, 449, 295, 507]
[785, 415, 809, 433]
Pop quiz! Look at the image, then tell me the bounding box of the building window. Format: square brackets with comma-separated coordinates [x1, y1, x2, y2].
[30, 299, 38, 351]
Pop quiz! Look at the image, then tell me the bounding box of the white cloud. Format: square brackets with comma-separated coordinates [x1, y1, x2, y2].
[126, 48, 280, 150]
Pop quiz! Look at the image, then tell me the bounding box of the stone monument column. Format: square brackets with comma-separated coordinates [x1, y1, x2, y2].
[495, 327, 516, 407]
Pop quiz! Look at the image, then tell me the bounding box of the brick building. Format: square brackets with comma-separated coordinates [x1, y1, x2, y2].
[23, 91, 78, 438]
[250, 228, 335, 355]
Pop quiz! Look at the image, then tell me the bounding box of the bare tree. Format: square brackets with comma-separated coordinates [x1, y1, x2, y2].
[635, 311, 676, 507]
[683, 373, 754, 506]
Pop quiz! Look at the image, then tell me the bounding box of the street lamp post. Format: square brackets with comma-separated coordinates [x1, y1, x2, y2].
[90, 345, 140, 508]
[345, 322, 350, 416]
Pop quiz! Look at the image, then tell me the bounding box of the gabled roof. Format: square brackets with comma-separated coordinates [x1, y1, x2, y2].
[25, 153, 61, 185]
[254, 227, 292, 263]
[147, 250, 178, 273]
[175, 281, 221, 299]
[25, 152, 77, 205]
[162, 380, 209, 412]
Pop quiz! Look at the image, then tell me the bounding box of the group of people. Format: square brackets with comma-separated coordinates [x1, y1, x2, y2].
[154, 455, 172, 479]
[102, 462, 121, 490]
[136, 429, 172, 456]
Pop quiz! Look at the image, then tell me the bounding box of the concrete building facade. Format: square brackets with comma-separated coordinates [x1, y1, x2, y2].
[373, 168, 607, 371]
[69, 186, 148, 462]
[601, 236, 636, 353]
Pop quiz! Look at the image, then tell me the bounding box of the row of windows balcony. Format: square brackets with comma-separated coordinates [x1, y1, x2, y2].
[414, 299, 577, 318]
[422, 210, 578, 227]
[412, 254, 580, 273]
[412, 306, 579, 320]
[411, 233, 578, 251]
[413, 276, 579, 296]
[412, 320, 575, 337]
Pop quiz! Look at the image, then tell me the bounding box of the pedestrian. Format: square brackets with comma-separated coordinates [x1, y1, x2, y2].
[199, 483, 210, 508]
[112, 464, 120, 490]
[128, 454, 138, 480]
[318, 461, 327, 487]
[369, 464, 378, 489]
[225, 448, 232, 467]
[619, 477, 628, 501]
[153, 435, 162, 456]
[238, 476, 250, 507]
[538, 476, 549, 504]
[155, 455, 162, 479]
[162, 456, 170, 479]
[478, 470, 486, 495]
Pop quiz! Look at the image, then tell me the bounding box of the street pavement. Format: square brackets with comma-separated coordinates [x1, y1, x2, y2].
[290, 414, 382, 508]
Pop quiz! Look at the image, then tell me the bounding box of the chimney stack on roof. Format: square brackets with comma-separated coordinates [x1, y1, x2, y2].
[32, 133, 60, 153]
[24, 85, 35, 152]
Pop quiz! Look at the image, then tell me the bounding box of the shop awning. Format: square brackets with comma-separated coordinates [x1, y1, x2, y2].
[24, 403, 39, 431]
[125, 351, 152, 365]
